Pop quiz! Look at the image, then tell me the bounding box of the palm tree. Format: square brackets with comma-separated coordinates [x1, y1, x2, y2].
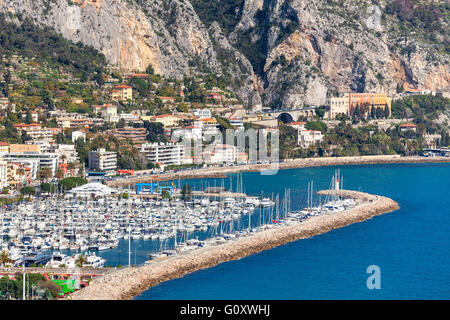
[16, 167, 25, 187]
[67, 162, 76, 177]
[0, 250, 13, 266]
[56, 168, 64, 180]
[75, 254, 88, 268]
[38, 167, 52, 182]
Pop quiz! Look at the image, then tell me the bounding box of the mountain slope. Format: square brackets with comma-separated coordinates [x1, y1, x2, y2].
[1, 0, 448, 109]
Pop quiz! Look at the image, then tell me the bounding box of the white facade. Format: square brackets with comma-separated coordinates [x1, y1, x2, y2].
[298, 130, 324, 148]
[0, 160, 7, 189]
[72, 130, 86, 143]
[172, 127, 203, 141]
[193, 109, 212, 119]
[88, 148, 117, 172]
[26, 140, 51, 153]
[52, 144, 79, 163]
[327, 96, 349, 119]
[229, 118, 244, 128]
[139, 143, 185, 165]
[119, 113, 140, 122]
[2, 153, 56, 178]
[203, 144, 237, 164]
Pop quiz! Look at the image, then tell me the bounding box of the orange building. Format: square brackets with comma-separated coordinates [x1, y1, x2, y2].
[348, 93, 391, 116]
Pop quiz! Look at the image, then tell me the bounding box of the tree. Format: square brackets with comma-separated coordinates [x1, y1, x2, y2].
[25, 109, 33, 124]
[315, 107, 325, 119]
[384, 104, 390, 118]
[40, 183, 55, 193]
[370, 105, 376, 119]
[0, 250, 13, 266]
[117, 118, 126, 129]
[58, 177, 88, 191]
[305, 121, 328, 133]
[38, 167, 52, 182]
[376, 107, 384, 119]
[75, 255, 88, 268]
[146, 64, 155, 75]
[176, 103, 189, 113]
[161, 189, 171, 199]
[181, 184, 192, 201]
[56, 168, 65, 180]
[20, 186, 36, 197]
[93, 70, 105, 87]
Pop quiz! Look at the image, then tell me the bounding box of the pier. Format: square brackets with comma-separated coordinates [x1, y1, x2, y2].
[69, 190, 400, 300]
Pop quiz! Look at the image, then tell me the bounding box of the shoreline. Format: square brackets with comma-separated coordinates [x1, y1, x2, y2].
[107, 155, 450, 187]
[69, 190, 400, 300]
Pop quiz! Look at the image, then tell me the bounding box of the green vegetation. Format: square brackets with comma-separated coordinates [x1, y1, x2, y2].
[181, 184, 192, 201]
[391, 95, 449, 120]
[0, 273, 59, 300]
[0, 14, 106, 75]
[20, 186, 36, 197]
[58, 177, 88, 191]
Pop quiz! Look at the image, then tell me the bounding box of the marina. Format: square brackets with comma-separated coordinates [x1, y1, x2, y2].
[1, 171, 353, 271]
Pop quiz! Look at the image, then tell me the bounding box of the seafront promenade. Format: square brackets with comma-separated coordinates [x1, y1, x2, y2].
[69, 190, 400, 300]
[107, 155, 450, 187]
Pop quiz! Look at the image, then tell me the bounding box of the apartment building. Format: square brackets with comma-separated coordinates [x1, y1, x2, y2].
[202, 144, 238, 165]
[13, 124, 61, 141]
[0, 160, 7, 189]
[88, 148, 117, 172]
[92, 104, 119, 123]
[2, 153, 58, 178]
[111, 85, 133, 102]
[143, 114, 180, 128]
[110, 127, 147, 144]
[139, 142, 185, 165]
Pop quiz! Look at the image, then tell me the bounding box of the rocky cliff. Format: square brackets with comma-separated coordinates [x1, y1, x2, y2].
[1, 0, 448, 110]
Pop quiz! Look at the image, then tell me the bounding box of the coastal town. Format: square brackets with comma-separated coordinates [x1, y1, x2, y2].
[0, 53, 448, 197]
[0, 1, 449, 301]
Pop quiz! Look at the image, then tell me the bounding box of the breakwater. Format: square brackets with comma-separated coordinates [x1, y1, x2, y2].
[69, 190, 399, 300]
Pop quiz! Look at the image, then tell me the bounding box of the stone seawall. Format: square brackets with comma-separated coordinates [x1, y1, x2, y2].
[108, 155, 450, 187]
[70, 190, 399, 300]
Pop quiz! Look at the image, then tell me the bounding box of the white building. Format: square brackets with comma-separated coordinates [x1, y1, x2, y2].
[2, 153, 58, 178]
[25, 140, 52, 153]
[88, 148, 117, 172]
[202, 144, 237, 165]
[72, 130, 86, 143]
[228, 118, 244, 129]
[171, 126, 203, 141]
[139, 142, 185, 165]
[52, 144, 79, 164]
[327, 96, 349, 119]
[193, 109, 212, 119]
[0, 160, 7, 189]
[298, 130, 324, 148]
[119, 113, 140, 122]
[286, 122, 306, 130]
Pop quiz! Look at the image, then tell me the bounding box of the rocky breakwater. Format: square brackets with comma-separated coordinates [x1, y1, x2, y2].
[69, 190, 399, 300]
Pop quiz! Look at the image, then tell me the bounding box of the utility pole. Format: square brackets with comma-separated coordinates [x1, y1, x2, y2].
[22, 263, 26, 300]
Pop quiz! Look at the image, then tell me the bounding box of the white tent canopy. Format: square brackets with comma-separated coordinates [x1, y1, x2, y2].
[67, 182, 118, 197]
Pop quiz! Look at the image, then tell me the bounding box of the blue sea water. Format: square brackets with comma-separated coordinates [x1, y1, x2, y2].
[131, 163, 450, 300]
